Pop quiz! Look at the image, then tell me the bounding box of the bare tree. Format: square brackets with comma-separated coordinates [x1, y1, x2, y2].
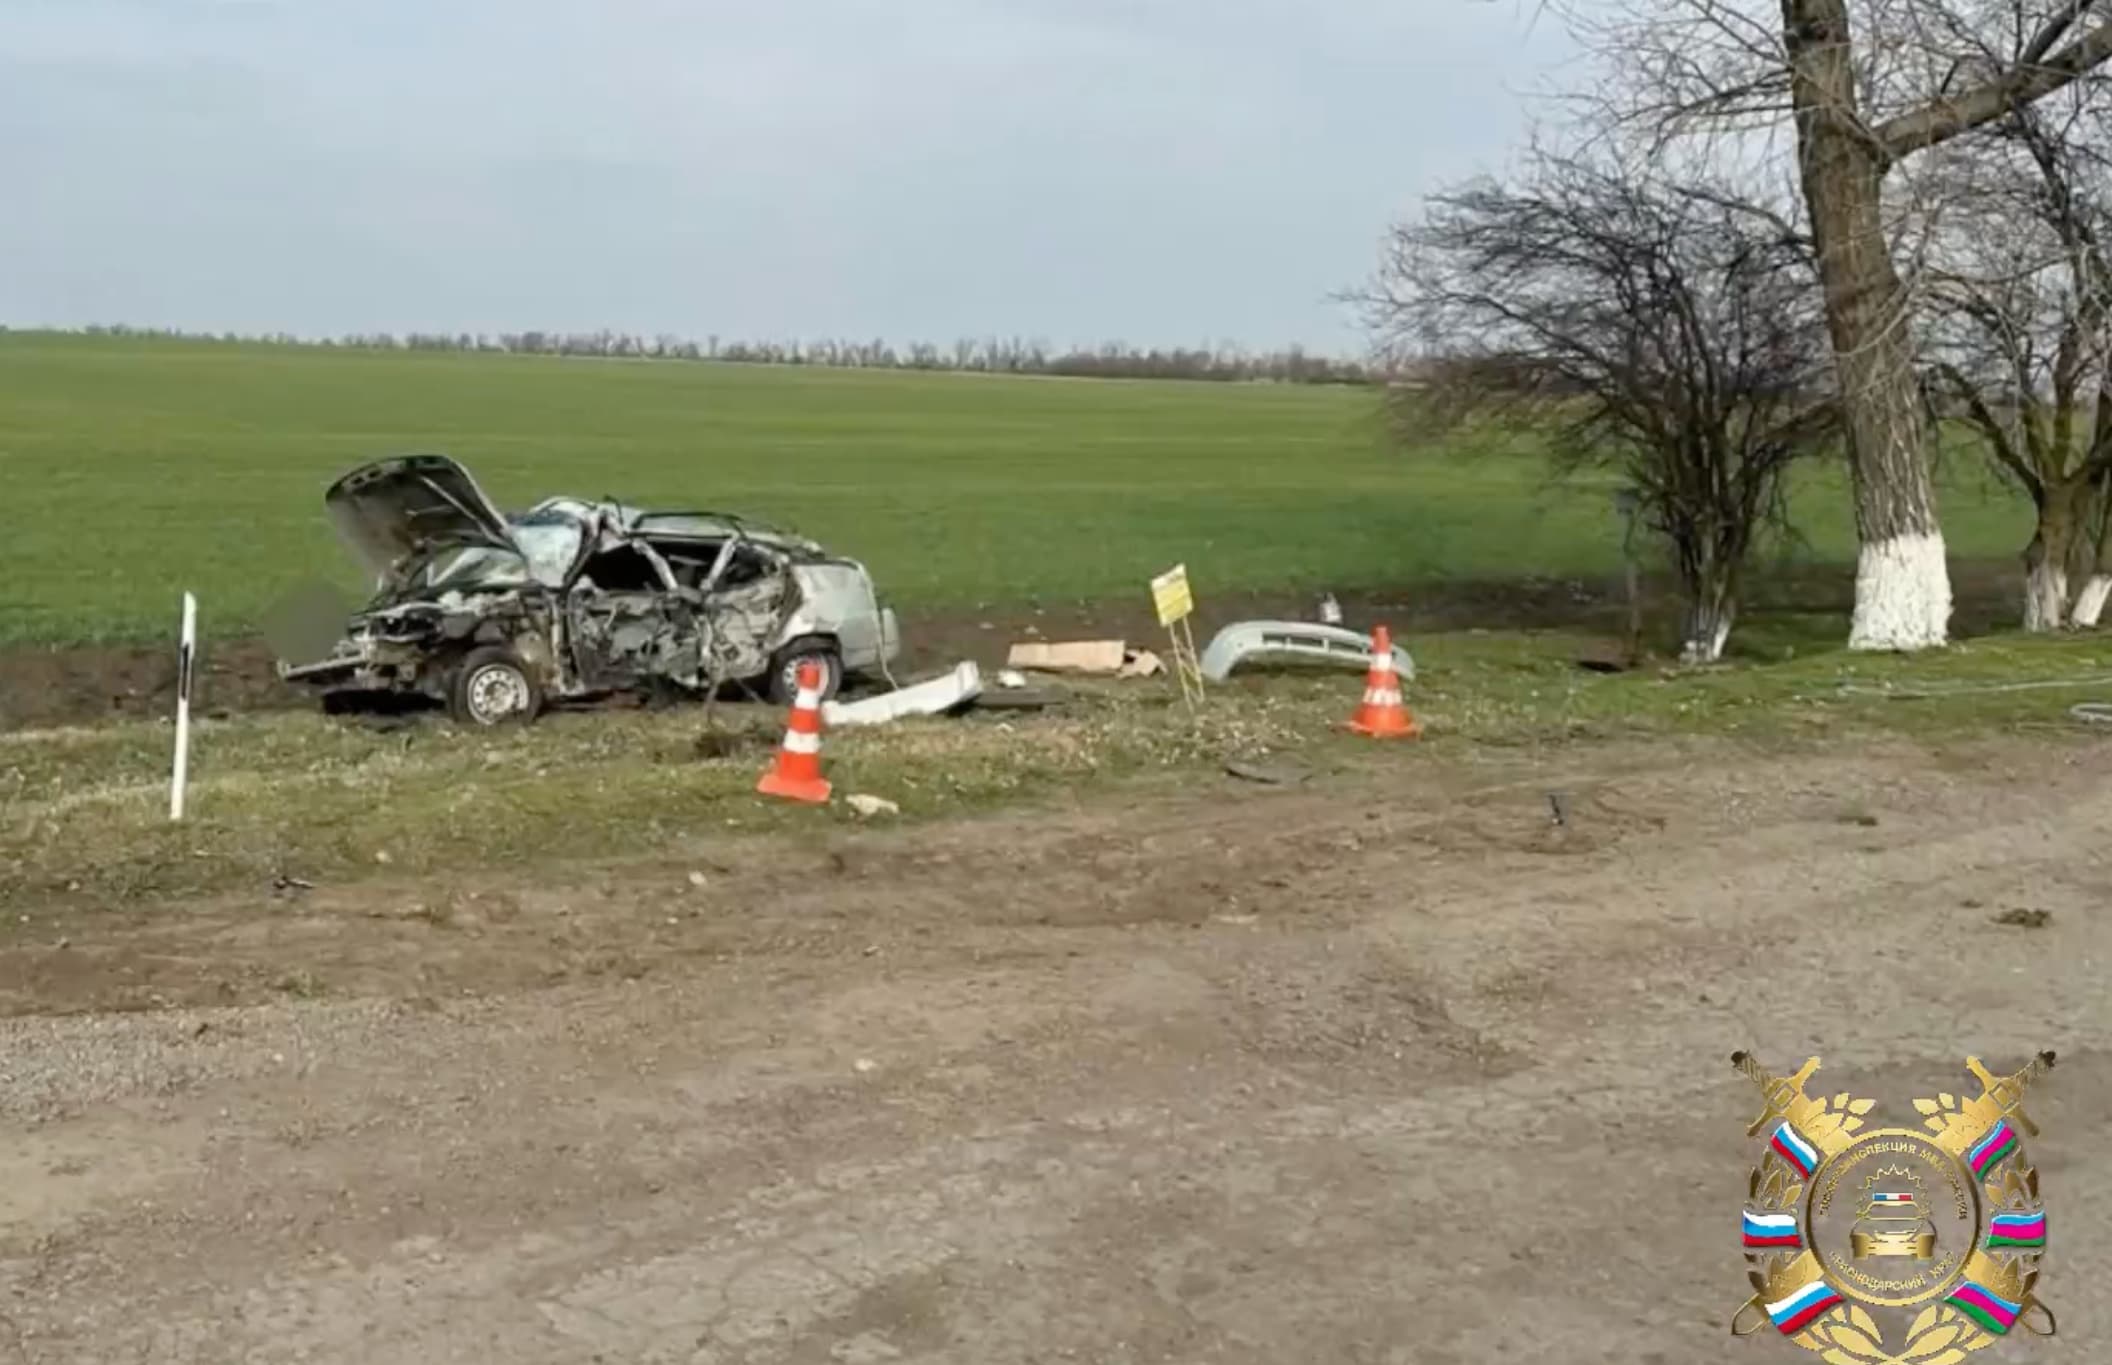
[1921, 93, 2112, 627]
[1560, 0, 2112, 650]
[1365, 149, 1837, 661]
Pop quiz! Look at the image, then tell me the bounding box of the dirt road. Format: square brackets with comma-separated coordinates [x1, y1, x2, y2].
[3, 736, 2107, 1363]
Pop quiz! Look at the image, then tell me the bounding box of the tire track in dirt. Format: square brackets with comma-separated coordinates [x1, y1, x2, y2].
[1, 735, 2108, 1362]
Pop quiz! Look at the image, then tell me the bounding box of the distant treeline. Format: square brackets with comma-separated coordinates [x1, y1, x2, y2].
[38, 323, 1380, 385]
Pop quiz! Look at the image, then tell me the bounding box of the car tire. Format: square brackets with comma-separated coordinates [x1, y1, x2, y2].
[768, 640, 843, 707]
[449, 647, 543, 726]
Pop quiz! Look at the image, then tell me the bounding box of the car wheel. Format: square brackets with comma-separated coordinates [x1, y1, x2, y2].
[768, 641, 842, 707]
[449, 647, 542, 726]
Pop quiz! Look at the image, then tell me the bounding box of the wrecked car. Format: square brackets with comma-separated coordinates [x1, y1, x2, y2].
[279, 453, 900, 724]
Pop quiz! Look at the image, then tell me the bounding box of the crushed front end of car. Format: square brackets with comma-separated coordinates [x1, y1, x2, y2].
[277, 454, 569, 722]
[280, 590, 562, 710]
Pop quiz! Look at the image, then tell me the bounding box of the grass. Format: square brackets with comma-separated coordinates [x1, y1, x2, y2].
[0, 331, 2036, 645]
[8, 626, 2110, 911]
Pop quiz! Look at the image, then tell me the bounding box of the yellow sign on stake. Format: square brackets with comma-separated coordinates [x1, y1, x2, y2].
[1149, 564, 1205, 707]
[1151, 563, 1194, 626]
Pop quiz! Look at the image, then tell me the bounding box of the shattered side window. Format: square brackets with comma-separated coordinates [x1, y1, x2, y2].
[509, 514, 584, 587]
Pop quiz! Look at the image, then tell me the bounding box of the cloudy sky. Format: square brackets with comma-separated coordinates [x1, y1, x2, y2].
[1, 0, 1574, 352]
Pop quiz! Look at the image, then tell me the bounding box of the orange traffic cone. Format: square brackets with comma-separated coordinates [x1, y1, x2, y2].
[757, 660, 833, 804]
[1347, 625, 1420, 739]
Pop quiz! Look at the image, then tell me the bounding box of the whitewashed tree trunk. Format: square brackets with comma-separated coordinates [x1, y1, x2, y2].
[1678, 558, 1739, 664]
[2023, 559, 2070, 632]
[2021, 491, 2085, 632]
[2072, 574, 2112, 627]
[1786, 0, 1953, 652]
[1680, 604, 1735, 663]
[1848, 533, 1952, 651]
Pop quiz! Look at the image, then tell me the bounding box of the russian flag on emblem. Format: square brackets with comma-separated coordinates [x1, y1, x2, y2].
[1742, 1211, 1801, 1249]
[1765, 1279, 1843, 1335]
[1769, 1121, 1821, 1178]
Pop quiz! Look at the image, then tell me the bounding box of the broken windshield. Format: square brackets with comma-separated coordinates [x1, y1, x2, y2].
[508, 512, 585, 587]
[407, 545, 533, 594]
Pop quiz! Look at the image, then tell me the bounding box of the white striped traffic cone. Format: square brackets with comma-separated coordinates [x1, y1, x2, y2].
[1346, 625, 1420, 739]
[757, 660, 833, 803]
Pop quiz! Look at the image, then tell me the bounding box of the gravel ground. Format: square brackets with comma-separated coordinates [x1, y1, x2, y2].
[2, 734, 2108, 1363]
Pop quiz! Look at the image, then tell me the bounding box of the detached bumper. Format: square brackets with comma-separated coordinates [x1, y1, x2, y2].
[278, 642, 420, 693]
[280, 656, 363, 685]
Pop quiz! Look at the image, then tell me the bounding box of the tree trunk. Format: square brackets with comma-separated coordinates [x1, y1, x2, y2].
[2068, 474, 2112, 626]
[1679, 545, 1740, 664]
[1784, 0, 1952, 651]
[1680, 596, 1736, 663]
[2022, 537, 2070, 632]
[2023, 485, 2084, 631]
[2074, 574, 2112, 627]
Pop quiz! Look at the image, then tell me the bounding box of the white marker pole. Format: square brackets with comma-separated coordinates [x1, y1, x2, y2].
[170, 592, 196, 821]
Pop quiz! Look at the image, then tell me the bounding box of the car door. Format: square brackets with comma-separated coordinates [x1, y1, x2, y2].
[561, 530, 708, 691]
[693, 534, 794, 684]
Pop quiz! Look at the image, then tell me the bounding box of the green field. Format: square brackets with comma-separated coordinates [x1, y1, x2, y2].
[0, 331, 2034, 645]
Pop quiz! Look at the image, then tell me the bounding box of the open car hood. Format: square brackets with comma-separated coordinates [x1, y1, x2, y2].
[324, 454, 519, 583]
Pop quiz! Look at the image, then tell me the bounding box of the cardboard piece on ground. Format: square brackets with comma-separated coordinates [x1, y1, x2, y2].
[1006, 640, 1127, 674]
[1006, 640, 1167, 679]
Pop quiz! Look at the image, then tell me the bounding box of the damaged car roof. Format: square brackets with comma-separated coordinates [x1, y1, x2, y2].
[528, 497, 829, 556]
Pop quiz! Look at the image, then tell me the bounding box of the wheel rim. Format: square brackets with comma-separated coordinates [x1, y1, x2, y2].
[466, 664, 530, 723]
[784, 655, 828, 696]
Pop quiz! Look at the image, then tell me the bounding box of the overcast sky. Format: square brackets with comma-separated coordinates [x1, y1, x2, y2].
[1, 0, 1575, 353]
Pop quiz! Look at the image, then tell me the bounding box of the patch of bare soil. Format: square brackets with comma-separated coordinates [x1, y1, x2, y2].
[0, 559, 2030, 731]
[3, 733, 2108, 1362]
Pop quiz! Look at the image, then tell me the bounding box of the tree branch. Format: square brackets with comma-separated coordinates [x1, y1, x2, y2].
[1934, 360, 2042, 494]
[1876, 13, 2112, 162]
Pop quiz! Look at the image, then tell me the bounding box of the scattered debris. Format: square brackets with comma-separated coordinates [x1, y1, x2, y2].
[1838, 812, 1880, 828]
[1994, 908, 2052, 929]
[1224, 758, 1313, 786]
[686, 870, 708, 889]
[995, 669, 1028, 688]
[1006, 640, 1163, 678]
[1548, 793, 1569, 827]
[822, 662, 982, 727]
[1007, 639, 1124, 674]
[846, 793, 901, 818]
[1199, 620, 1415, 683]
[853, 1057, 878, 1074]
[970, 685, 1065, 711]
[1317, 592, 1343, 625]
[1119, 649, 1165, 678]
[271, 874, 316, 896]
[1212, 912, 1260, 926]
